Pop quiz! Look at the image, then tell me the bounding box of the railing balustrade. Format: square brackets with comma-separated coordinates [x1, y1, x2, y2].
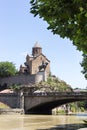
[24, 91, 87, 97]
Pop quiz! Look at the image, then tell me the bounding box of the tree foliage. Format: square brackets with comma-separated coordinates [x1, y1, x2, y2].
[80, 54, 87, 79]
[0, 62, 17, 78]
[30, 0, 87, 53]
[30, 0, 87, 79]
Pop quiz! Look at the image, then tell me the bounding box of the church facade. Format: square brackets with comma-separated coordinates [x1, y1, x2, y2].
[19, 42, 50, 77]
[0, 42, 50, 86]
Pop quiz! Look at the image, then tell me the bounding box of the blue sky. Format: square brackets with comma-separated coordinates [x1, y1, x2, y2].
[0, 0, 86, 89]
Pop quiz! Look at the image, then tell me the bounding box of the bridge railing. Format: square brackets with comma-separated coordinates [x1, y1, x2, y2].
[0, 93, 19, 96]
[24, 91, 87, 97]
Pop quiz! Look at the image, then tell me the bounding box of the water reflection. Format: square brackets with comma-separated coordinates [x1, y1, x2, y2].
[76, 113, 87, 116]
[37, 123, 85, 130]
[0, 114, 87, 130]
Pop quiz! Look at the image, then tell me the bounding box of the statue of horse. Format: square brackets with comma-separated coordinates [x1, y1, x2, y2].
[38, 62, 48, 71]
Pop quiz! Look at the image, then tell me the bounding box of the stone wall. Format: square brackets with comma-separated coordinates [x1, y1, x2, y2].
[0, 93, 20, 108]
[0, 74, 36, 86]
[0, 108, 24, 114]
[0, 72, 47, 86]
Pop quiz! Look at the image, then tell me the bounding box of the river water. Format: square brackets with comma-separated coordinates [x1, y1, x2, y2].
[0, 114, 87, 130]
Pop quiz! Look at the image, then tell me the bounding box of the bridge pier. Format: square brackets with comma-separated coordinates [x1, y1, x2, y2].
[19, 91, 25, 114]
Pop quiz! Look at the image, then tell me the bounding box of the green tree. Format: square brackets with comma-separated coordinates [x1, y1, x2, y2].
[0, 62, 17, 78]
[80, 54, 87, 79]
[30, 0, 87, 79]
[30, 0, 87, 53]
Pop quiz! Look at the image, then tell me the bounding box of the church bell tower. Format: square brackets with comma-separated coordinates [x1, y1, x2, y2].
[32, 42, 42, 57]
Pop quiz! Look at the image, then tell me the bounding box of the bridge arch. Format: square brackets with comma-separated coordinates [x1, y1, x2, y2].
[24, 92, 87, 114]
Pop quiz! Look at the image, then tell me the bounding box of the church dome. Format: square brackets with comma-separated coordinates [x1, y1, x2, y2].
[33, 42, 41, 48]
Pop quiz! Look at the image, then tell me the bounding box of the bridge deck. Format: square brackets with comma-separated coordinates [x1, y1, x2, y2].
[24, 92, 87, 97]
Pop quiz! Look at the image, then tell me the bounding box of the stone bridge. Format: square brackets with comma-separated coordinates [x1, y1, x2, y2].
[24, 92, 87, 114]
[0, 92, 87, 114]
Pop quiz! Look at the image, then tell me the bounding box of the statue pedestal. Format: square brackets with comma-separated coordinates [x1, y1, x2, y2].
[35, 71, 47, 83]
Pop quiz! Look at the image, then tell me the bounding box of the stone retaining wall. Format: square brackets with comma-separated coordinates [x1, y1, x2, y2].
[0, 72, 46, 86]
[0, 108, 24, 114]
[0, 93, 20, 108]
[0, 74, 36, 86]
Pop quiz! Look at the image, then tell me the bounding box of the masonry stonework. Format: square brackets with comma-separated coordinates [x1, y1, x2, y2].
[0, 42, 50, 86]
[19, 42, 50, 77]
[0, 93, 20, 108]
[0, 75, 36, 86]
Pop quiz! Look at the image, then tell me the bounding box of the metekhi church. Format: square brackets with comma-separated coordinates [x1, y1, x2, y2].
[19, 42, 50, 78]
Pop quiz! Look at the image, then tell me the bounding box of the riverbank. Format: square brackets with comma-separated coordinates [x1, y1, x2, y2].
[78, 128, 87, 130]
[0, 108, 24, 114]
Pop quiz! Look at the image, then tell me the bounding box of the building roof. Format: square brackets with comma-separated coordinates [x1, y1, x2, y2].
[33, 53, 50, 62]
[33, 42, 41, 48]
